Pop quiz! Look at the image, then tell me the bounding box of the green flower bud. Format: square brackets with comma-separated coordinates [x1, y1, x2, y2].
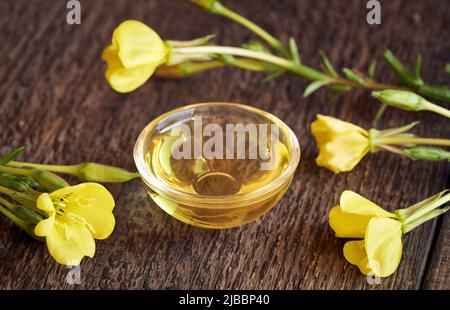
[404, 147, 450, 161]
[371, 90, 429, 112]
[10, 204, 43, 225]
[0, 201, 43, 241]
[188, 0, 221, 13]
[31, 169, 69, 191]
[76, 163, 140, 183]
[0, 174, 30, 192]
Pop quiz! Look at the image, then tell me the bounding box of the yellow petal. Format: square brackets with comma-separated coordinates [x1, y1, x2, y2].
[45, 217, 96, 266]
[311, 114, 367, 144]
[36, 193, 56, 213]
[34, 193, 57, 237]
[113, 20, 168, 69]
[51, 183, 115, 240]
[315, 131, 369, 173]
[35, 215, 55, 237]
[340, 191, 396, 218]
[365, 217, 403, 277]
[343, 240, 372, 275]
[51, 183, 115, 212]
[329, 206, 372, 238]
[66, 207, 115, 240]
[102, 45, 155, 93]
[311, 115, 369, 173]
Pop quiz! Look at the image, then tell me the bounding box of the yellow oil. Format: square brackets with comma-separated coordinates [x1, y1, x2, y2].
[143, 120, 292, 229]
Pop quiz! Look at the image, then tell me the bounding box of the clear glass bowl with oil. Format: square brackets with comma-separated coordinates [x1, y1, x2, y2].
[134, 103, 300, 229]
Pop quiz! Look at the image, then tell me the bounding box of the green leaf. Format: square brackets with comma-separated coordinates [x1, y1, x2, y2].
[242, 40, 271, 54]
[382, 50, 423, 86]
[342, 68, 364, 84]
[303, 80, 329, 97]
[326, 92, 342, 103]
[368, 60, 377, 79]
[263, 68, 285, 82]
[217, 54, 235, 65]
[414, 54, 422, 80]
[374, 103, 388, 122]
[0, 147, 25, 165]
[445, 64, 450, 75]
[289, 37, 301, 66]
[326, 85, 350, 103]
[319, 51, 338, 77]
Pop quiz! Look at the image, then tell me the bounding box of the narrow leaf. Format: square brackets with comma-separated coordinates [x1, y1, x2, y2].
[303, 80, 329, 97]
[289, 37, 301, 66]
[319, 51, 338, 77]
[264, 69, 285, 82]
[0, 147, 25, 165]
[342, 68, 365, 84]
[374, 103, 388, 122]
[242, 40, 271, 54]
[382, 50, 423, 86]
[326, 92, 342, 103]
[368, 60, 377, 79]
[414, 54, 422, 79]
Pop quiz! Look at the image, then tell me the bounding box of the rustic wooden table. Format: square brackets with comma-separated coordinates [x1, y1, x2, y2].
[0, 0, 449, 290]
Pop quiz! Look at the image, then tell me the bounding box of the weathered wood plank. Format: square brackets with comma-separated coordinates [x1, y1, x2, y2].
[0, 0, 448, 289]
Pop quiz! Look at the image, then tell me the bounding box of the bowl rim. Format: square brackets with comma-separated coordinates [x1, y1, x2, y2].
[133, 102, 301, 206]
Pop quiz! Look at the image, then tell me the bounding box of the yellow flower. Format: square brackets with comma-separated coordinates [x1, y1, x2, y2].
[329, 190, 396, 238]
[330, 190, 450, 278]
[34, 183, 115, 265]
[344, 217, 402, 277]
[311, 114, 370, 173]
[329, 191, 402, 277]
[102, 20, 169, 93]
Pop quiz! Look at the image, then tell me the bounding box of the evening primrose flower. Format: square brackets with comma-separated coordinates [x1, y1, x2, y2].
[329, 190, 396, 238]
[311, 115, 370, 173]
[102, 20, 169, 93]
[330, 190, 450, 277]
[343, 218, 402, 277]
[34, 183, 115, 265]
[311, 114, 450, 174]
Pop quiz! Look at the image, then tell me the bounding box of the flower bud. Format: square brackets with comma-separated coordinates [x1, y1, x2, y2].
[404, 147, 450, 161]
[31, 169, 69, 192]
[0, 174, 30, 192]
[371, 90, 429, 112]
[76, 163, 140, 183]
[188, 0, 221, 12]
[10, 204, 43, 225]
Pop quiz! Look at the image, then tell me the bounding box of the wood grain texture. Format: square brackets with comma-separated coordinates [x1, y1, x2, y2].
[0, 0, 449, 289]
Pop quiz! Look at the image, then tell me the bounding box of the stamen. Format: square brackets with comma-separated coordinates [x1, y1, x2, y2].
[75, 196, 97, 208]
[65, 212, 96, 235]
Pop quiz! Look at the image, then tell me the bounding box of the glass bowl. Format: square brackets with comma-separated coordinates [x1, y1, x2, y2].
[134, 103, 300, 229]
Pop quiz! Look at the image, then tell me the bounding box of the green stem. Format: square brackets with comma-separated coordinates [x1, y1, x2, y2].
[425, 102, 450, 118]
[403, 193, 450, 225]
[212, 3, 289, 57]
[0, 184, 17, 196]
[383, 50, 450, 102]
[0, 184, 40, 213]
[402, 207, 449, 234]
[174, 45, 329, 81]
[8, 161, 79, 175]
[0, 196, 15, 209]
[0, 165, 33, 177]
[375, 137, 450, 147]
[395, 193, 442, 221]
[172, 46, 414, 94]
[0, 203, 29, 230]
